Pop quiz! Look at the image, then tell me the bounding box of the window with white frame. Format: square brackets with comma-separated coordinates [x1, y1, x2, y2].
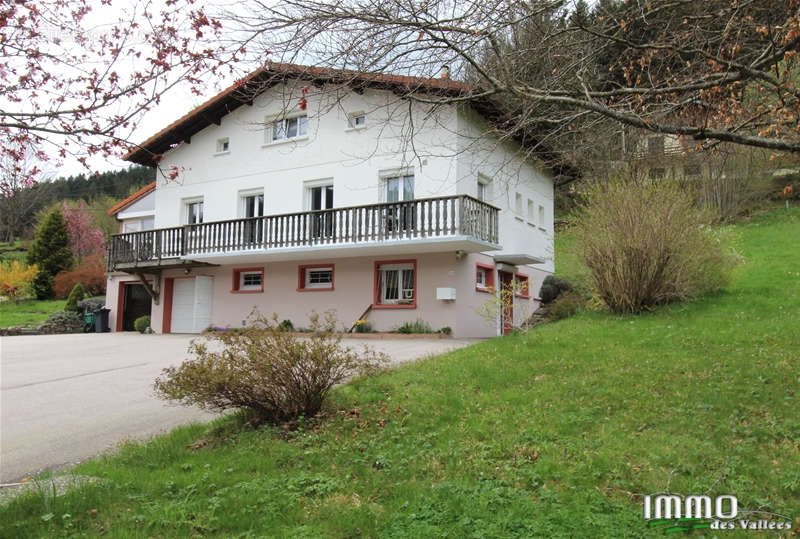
[305, 267, 333, 289]
[384, 174, 415, 202]
[376, 262, 415, 305]
[348, 112, 366, 129]
[515, 192, 523, 215]
[476, 267, 487, 287]
[240, 271, 263, 290]
[527, 199, 534, 221]
[216, 137, 230, 153]
[538, 204, 546, 228]
[267, 115, 308, 142]
[185, 199, 204, 225]
[477, 175, 491, 202]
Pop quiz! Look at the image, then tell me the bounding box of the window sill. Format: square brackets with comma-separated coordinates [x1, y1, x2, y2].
[514, 216, 525, 223]
[297, 287, 334, 292]
[262, 136, 309, 148]
[344, 126, 367, 133]
[372, 303, 417, 310]
[230, 289, 263, 294]
[476, 286, 495, 294]
[213, 150, 231, 157]
[538, 226, 547, 232]
[515, 293, 531, 299]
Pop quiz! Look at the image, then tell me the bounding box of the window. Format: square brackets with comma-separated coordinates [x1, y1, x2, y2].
[527, 199, 535, 221]
[268, 115, 308, 142]
[476, 263, 495, 293]
[477, 175, 491, 202]
[185, 200, 203, 225]
[240, 191, 264, 244]
[647, 135, 665, 156]
[515, 192, 523, 214]
[515, 273, 530, 298]
[684, 164, 701, 176]
[385, 174, 414, 202]
[348, 112, 366, 129]
[298, 264, 335, 291]
[231, 267, 264, 293]
[216, 138, 230, 153]
[374, 260, 416, 308]
[538, 205, 546, 229]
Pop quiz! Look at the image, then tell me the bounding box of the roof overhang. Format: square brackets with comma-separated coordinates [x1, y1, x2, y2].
[107, 182, 156, 216]
[122, 62, 578, 179]
[493, 253, 547, 266]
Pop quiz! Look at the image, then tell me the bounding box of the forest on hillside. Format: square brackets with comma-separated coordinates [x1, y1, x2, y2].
[0, 166, 154, 243]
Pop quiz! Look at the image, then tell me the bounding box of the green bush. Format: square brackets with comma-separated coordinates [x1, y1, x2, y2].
[154, 312, 388, 424]
[539, 275, 573, 304]
[278, 319, 294, 332]
[30, 271, 54, 300]
[439, 326, 452, 335]
[64, 283, 86, 311]
[547, 291, 584, 321]
[38, 311, 83, 334]
[353, 321, 374, 333]
[395, 319, 434, 334]
[77, 297, 105, 314]
[574, 179, 738, 313]
[134, 315, 151, 334]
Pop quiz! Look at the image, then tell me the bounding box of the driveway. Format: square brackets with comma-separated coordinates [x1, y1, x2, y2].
[0, 333, 473, 483]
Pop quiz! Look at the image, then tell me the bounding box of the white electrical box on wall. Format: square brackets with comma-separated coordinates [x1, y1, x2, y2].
[436, 287, 457, 300]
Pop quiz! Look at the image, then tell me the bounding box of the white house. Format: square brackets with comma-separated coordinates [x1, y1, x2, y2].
[105, 63, 559, 337]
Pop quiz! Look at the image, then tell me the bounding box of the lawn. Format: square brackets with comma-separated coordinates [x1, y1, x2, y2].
[2, 208, 799, 537]
[0, 298, 69, 328]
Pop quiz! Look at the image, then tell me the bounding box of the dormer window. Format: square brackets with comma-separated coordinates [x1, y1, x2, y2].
[348, 112, 366, 129]
[268, 115, 308, 142]
[216, 138, 230, 154]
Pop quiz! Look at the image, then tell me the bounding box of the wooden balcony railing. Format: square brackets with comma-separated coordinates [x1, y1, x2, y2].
[108, 195, 499, 270]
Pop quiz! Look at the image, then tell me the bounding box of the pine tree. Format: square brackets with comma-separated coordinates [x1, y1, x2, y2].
[27, 210, 73, 299]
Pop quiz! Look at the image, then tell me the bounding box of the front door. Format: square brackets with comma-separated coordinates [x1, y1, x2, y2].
[499, 271, 514, 335]
[121, 283, 151, 331]
[170, 276, 214, 334]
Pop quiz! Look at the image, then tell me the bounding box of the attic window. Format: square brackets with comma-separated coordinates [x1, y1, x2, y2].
[216, 138, 230, 154]
[268, 115, 308, 142]
[348, 113, 366, 129]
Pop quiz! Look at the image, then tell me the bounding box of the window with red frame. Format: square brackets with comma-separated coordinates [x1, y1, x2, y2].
[374, 260, 416, 307]
[231, 267, 264, 293]
[297, 264, 334, 291]
[476, 263, 495, 292]
[515, 273, 530, 298]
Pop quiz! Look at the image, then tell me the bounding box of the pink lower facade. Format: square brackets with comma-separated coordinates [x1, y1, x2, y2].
[106, 252, 548, 338]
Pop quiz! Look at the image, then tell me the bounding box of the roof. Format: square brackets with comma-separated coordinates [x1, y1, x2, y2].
[123, 62, 578, 179]
[107, 182, 156, 216]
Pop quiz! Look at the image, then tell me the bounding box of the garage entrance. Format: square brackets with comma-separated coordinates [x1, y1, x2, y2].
[167, 275, 213, 333]
[119, 283, 151, 331]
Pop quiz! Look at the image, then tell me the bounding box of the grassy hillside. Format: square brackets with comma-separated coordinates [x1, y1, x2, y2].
[2, 208, 799, 537]
[0, 298, 68, 328]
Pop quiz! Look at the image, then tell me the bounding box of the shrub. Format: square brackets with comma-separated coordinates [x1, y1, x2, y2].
[278, 319, 294, 332]
[439, 326, 452, 335]
[53, 253, 106, 299]
[134, 315, 151, 334]
[690, 171, 772, 223]
[395, 319, 434, 334]
[547, 291, 584, 321]
[539, 275, 573, 304]
[64, 283, 86, 311]
[574, 179, 737, 313]
[27, 210, 73, 299]
[77, 297, 105, 314]
[154, 312, 388, 424]
[38, 311, 83, 334]
[0, 260, 38, 300]
[353, 320, 374, 333]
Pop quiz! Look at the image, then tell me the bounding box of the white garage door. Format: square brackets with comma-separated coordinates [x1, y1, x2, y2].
[171, 276, 213, 333]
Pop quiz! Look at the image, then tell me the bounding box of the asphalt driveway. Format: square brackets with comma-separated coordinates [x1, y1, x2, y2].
[0, 333, 473, 483]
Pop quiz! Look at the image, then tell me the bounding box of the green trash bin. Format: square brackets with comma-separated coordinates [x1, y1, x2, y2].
[84, 311, 96, 333]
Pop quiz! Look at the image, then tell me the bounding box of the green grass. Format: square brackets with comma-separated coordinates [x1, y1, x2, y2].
[3, 208, 799, 537]
[0, 298, 68, 328]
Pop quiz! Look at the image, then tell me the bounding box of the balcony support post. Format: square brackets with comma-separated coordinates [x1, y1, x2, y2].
[135, 270, 161, 305]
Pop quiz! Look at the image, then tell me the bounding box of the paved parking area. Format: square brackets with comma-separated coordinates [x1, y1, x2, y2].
[0, 333, 474, 483]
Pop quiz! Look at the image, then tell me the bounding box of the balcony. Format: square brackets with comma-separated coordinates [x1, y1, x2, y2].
[108, 195, 500, 272]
